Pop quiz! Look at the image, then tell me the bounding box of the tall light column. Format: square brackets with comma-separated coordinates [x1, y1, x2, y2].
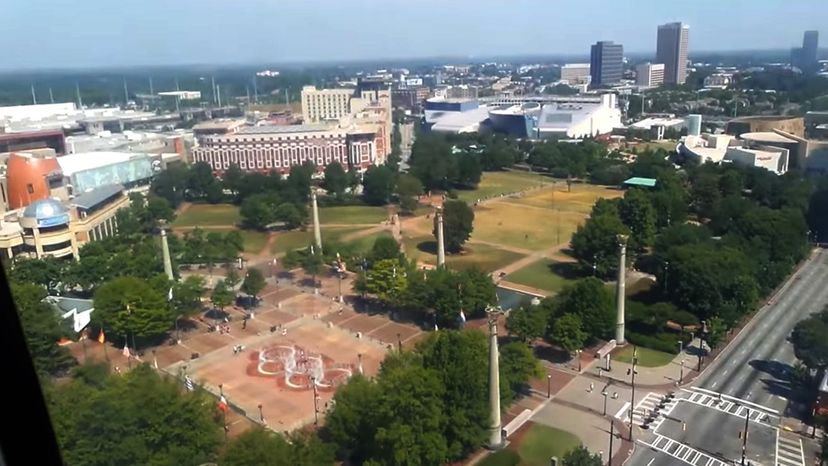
[311, 189, 322, 253]
[615, 234, 628, 345]
[436, 206, 446, 267]
[487, 305, 505, 449]
[161, 227, 174, 280]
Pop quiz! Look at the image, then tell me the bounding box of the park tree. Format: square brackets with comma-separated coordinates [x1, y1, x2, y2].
[499, 341, 544, 403]
[275, 202, 305, 230]
[436, 199, 474, 253]
[409, 133, 455, 190]
[456, 152, 482, 188]
[370, 235, 402, 262]
[506, 305, 550, 342]
[562, 445, 603, 466]
[241, 268, 266, 298]
[363, 258, 409, 305]
[285, 161, 315, 203]
[552, 278, 615, 340]
[93, 276, 172, 342]
[210, 279, 234, 313]
[371, 363, 448, 466]
[570, 212, 630, 277]
[187, 161, 223, 203]
[418, 330, 489, 460]
[326, 374, 381, 463]
[11, 282, 75, 376]
[222, 163, 245, 201]
[551, 313, 588, 354]
[220, 429, 334, 466]
[171, 275, 206, 319]
[322, 162, 348, 198]
[396, 174, 424, 215]
[48, 364, 222, 466]
[618, 189, 656, 250]
[362, 165, 395, 206]
[689, 171, 722, 220]
[240, 193, 278, 230]
[7, 256, 67, 292]
[791, 307, 828, 371]
[224, 269, 241, 289]
[807, 187, 828, 243]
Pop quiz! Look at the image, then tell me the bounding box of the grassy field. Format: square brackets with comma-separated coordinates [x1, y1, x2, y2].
[471, 184, 622, 251]
[402, 234, 525, 273]
[505, 259, 578, 293]
[613, 345, 676, 368]
[516, 424, 581, 466]
[173, 204, 240, 227]
[456, 171, 553, 203]
[318, 205, 388, 225]
[269, 226, 375, 255]
[345, 231, 395, 254]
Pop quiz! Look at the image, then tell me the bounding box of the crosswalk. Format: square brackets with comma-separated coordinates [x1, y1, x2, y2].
[640, 434, 729, 466]
[628, 391, 679, 429]
[776, 431, 805, 466]
[682, 389, 776, 427]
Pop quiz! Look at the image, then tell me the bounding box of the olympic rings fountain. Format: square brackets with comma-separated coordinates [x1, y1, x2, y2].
[253, 345, 353, 391]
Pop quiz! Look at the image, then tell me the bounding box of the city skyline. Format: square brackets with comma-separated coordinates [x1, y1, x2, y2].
[1, 0, 826, 70]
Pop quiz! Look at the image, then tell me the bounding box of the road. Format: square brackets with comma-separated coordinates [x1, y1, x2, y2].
[629, 248, 828, 466]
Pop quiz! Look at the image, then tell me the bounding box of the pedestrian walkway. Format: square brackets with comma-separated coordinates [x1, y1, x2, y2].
[587, 340, 703, 388]
[627, 392, 679, 429]
[640, 434, 729, 466]
[776, 431, 806, 466]
[682, 389, 776, 427]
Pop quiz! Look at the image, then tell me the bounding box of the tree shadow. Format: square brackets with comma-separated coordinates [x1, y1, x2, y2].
[548, 261, 582, 280]
[203, 308, 230, 321]
[276, 270, 295, 280]
[298, 277, 317, 288]
[534, 345, 571, 364]
[749, 359, 793, 382]
[417, 240, 437, 255]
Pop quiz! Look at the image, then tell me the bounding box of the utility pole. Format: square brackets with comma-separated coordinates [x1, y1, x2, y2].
[608, 419, 614, 466]
[740, 408, 750, 465]
[627, 346, 638, 442]
[487, 305, 506, 449]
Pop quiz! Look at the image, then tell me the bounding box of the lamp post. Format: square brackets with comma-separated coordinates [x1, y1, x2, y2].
[547, 374, 552, 399]
[627, 346, 638, 441]
[608, 419, 615, 466]
[397, 332, 402, 352]
[575, 349, 582, 372]
[602, 390, 609, 416]
[679, 359, 685, 384]
[311, 377, 320, 425]
[258, 403, 264, 423]
[740, 407, 750, 466]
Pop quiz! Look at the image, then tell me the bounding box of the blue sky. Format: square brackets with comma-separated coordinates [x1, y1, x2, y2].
[2, 0, 826, 69]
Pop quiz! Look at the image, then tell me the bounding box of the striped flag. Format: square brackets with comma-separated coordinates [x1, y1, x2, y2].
[122, 343, 130, 358]
[184, 376, 194, 391]
[167, 287, 174, 302]
[459, 309, 466, 323]
[218, 395, 229, 412]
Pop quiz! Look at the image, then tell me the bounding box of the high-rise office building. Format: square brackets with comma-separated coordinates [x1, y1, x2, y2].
[792, 31, 819, 73]
[590, 41, 623, 86]
[561, 63, 592, 86]
[656, 22, 690, 85]
[636, 63, 665, 87]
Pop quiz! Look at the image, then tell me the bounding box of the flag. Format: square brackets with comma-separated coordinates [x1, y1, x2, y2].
[434, 323, 439, 331]
[167, 287, 174, 302]
[218, 395, 229, 412]
[184, 375, 194, 391]
[122, 343, 130, 358]
[98, 329, 106, 344]
[459, 309, 466, 323]
[153, 355, 159, 370]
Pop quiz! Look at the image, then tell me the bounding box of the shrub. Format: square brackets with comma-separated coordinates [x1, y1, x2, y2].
[478, 449, 521, 466]
[627, 331, 683, 354]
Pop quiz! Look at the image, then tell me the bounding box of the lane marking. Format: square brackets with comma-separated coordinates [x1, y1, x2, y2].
[798, 438, 806, 466]
[645, 458, 655, 466]
[615, 401, 631, 420]
[686, 386, 779, 414]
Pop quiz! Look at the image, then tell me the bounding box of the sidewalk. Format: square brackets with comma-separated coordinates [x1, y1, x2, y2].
[583, 340, 704, 389]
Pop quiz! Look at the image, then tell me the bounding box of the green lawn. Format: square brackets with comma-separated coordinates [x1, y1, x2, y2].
[613, 345, 676, 368]
[345, 231, 395, 254]
[516, 424, 581, 466]
[402, 234, 525, 273]
[318, 205, 388, 225]
[270, 226, 371, 255]
[238, 230, 269, 254]
[173, 204, 240, 227]
[505, 259, 578, 293]
[456, 171, 553, 203]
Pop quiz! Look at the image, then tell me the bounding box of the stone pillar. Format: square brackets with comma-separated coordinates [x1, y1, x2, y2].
[32, 228, 44, 258]
[102, 218, 110, 237]
[615, 235, 628, 345]
[161, 228, 174, 280]
[436, 206, 446, 267]
[311, 189, 322, 253]
[488, 309, 503, 449]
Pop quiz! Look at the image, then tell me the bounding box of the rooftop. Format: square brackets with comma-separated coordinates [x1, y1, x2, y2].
[57, 151, 149, 177]
[237, 124, 334, 135]
[623, 177, 657, 188]
[71, 184, 123, 210]
[740, 132, 798, 144]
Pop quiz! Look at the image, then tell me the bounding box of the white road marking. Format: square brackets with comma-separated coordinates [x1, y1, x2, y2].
[638, 435, 728, 466]
[686, 386, 779, 414]
[615, 401, 631, 420]
[645, 458, 655, 466]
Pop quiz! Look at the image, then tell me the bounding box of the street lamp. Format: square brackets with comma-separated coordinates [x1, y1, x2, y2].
[679, 359, 686, 384]
[740, 407, 750, 466]
[547, 374, 552, 399]
[601, 390, 609, 415]
[397, 332, 402, 352]
[608, 419, 615, 466]
[258, 403, 264, 423]
[311, 377, 320, 425]
[627, 346, 639, 441]
[575, 349, 582, 372]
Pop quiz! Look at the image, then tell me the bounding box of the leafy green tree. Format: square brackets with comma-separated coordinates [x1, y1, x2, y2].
[241, 268, 266, 298]
[618, 189, 656, 250]
[93, 276, 172, 341]
[301, 248, 325, 287]
[562, 445, 603, 466]
[11, 282, 75, 376]
[210, 279, 234, 312]
[690, 171, 722, 219]
[456, 153, 482, 188]
[222, 163, 244, 200]
[791, 307, 828, 371]
[49, 364, 222, 466]
[364, 258, 409, 304]
[224, 269, 241, 289]
[409, 133, 455, 190]
[275, 202, 305, 230]
[506, 305, 549, 342]
[372, 363, 448, 466]
[326, 374, 380, 463]
[551, 313, 588, 354]
[151, 164, 188, 207]
[371, 235, 402, 262]
[322, 162, 348, 198]
[499, 341, 544, 403]
[396, 174, 424, 215]
[363, 165, 396, 206]
[570, 213, 630, 277]
[172, 275, 206, 318]
[188, 161, 223, 203]
[285, 161, 315, 203]
[220, 429, 334, 466]
[436, 199, 474, 253]
[240, 193, 278, 230]
[418, 330, 489, 460]
[7, 256, 67, 292]
[552, 278, 615, 340]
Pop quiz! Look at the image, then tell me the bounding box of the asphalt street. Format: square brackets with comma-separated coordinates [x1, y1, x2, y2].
[629, 249, 828, 466]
